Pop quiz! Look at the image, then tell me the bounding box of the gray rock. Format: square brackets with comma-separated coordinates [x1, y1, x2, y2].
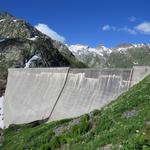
[123, 109, 138, 119]
[97, 144, 113, 150]
[145, 120, 150, 126]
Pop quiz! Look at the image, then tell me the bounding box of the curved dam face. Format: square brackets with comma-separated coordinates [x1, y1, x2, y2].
[3, 66, 150, 128]
[49, 69, 131, 121]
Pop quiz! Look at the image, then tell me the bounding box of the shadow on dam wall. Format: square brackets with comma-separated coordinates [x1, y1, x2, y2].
[3, 66, 150, 128]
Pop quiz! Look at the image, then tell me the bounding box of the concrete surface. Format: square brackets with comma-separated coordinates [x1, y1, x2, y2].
[4, 68, 69, 128]
[49, 68, 131, 121]
[3, 66, 150, 128]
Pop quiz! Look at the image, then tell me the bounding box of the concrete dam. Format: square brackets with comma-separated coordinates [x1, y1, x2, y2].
[1, 66, 150, 128]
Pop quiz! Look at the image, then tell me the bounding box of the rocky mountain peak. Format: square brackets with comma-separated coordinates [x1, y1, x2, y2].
[115, 43, 133, 48]
[0, 12, 45, 39]
[0, 12, 85, 80]
[0, 12, 15, 20]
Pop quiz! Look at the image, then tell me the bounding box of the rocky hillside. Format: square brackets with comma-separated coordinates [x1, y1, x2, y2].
[0, 12, 86, 96]
[1, 74, 150, 150]
[67, 43, 150, 68]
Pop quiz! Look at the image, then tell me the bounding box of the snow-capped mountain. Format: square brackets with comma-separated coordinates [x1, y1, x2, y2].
[113, 43, 150, 51]
[66, 44, 111, 67]
[67, 44, 111, 57]
[67, 43, 150, 68]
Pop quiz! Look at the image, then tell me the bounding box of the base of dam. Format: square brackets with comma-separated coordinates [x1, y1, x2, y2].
[1, 66, 150, 128]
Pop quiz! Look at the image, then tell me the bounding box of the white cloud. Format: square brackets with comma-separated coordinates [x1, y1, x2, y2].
[117, 27, 137, 35]
[135, 22, 150, 34]
[102, 25, 117, 31]
[102, 25, 137, 35]
[102, 21, 150, 35]
[35, 23, 66, 42]
[112, 26, 117, 31]
[128, 16, 137, 22]
[102, 25, 111, 31]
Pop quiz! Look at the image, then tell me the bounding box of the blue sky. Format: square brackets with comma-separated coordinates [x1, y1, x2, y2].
[0, 0, 150, 47]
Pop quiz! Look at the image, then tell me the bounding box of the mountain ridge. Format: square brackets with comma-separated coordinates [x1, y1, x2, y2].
[67, 43, 150, 68]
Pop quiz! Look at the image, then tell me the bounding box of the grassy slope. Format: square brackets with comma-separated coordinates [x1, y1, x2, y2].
[1, 75, 150, 150]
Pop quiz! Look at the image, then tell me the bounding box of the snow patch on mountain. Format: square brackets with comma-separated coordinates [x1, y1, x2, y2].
[67, 44, 111, 57]
[25, 55, 41, 68]
[27, 36, 38, 41]
[114, 43, 150, 52]
[13, 19, 18, 22]
[0, 19, 6, 22]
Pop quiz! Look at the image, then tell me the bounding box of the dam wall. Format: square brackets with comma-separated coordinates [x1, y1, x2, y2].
[49, 68, 131, 121]
[3, 66, 150, 128]
[4, 68, 69, 127]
